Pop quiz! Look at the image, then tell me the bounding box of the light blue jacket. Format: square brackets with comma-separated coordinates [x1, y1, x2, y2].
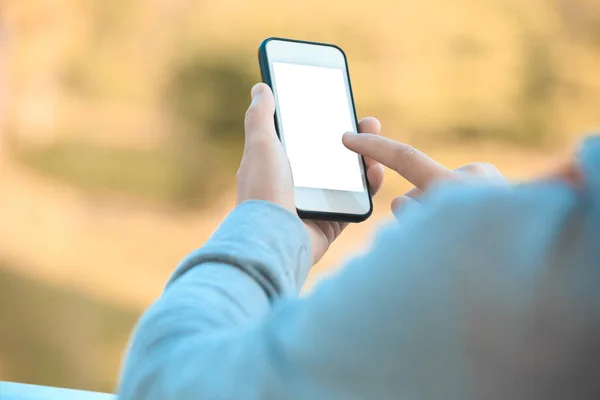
[119, 137, 600, 400]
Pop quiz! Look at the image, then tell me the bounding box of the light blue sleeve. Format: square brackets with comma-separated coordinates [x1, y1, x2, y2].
[118, 138, 600, 400]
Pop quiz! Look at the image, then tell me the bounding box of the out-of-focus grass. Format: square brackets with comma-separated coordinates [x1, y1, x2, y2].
[14, 140, 186, 205]
[14, 138, 244, 209]
[12, 139, 240, 209]
[12, 138, 244, 209]
[0, 264, 138, 392]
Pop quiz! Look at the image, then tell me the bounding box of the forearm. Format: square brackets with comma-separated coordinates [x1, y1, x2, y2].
[118, 201, 311, 399]
[118, 263, 267, 400]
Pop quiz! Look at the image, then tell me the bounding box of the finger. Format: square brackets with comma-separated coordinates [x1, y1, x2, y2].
[456, 163, 503, 180]
[537, 159, 583, 188]
[244, 83, 277, 147]
[404, 163, 503, 200]
[391, 196, 417, 212]
[358, 117, 382, 169]
[455, 163, 508, 187]
[404, 187, 423, 199]
[358, 117, 381, 135]
[456, 163, 485, 176]
[342, 133, 456, 190]
[391, 196, 420, 220]
[367, 163, 384, 195]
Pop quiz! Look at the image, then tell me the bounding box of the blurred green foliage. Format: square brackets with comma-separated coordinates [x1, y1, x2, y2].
[17, 54, 258, 208]
[7, 0, 600, 206]
[161, 55, 258, 206]
[513, 34, 558, 146]
[164, 54, 257, 205]
[15, 140, 186, 205]
[166, 55, 257, 146]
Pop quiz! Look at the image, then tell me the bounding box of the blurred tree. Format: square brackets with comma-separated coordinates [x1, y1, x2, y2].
[164, 54, 258, 206]
[513, 33, 558, 146]
[166, 55, 257, 147]
[16, 53, 259, 209]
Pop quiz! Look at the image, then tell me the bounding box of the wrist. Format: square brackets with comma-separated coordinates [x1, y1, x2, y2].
[167, 200, 312, 298]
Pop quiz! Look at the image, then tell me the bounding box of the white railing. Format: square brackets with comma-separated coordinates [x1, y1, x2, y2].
[0, 381, 114, 400]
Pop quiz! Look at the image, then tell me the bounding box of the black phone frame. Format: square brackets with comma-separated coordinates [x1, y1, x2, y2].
[258, 37, 374, 223]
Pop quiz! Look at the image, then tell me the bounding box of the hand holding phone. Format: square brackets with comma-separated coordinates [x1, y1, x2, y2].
[259, 37, 374, 222]
[238, 80, 384, 263]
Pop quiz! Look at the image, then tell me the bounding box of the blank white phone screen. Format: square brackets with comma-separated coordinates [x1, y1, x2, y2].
[272, 62, 364, 193]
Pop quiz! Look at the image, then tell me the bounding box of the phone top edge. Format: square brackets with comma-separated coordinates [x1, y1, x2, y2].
[259, 37, 348, 58]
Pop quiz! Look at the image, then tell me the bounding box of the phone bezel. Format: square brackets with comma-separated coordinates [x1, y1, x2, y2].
[258, 37, 373, 222]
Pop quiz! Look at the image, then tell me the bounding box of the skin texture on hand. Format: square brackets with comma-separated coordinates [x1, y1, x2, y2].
[239, 82, 584, 265]
[237, 83, 384, 265]
[342, 132, 584, 217]
[237, 83, 296, 213]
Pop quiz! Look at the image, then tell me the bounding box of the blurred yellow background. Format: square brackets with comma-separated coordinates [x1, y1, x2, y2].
[0, 0, 599, 392]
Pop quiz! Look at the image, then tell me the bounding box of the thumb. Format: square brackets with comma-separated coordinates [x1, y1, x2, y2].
[244, 83, 277, 144]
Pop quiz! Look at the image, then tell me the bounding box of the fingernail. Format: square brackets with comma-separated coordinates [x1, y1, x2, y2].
[342, 132, 359, 144]
[251, 83, 266, 100]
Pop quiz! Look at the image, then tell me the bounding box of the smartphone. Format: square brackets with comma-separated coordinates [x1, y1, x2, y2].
[258, 37, 373, 222]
